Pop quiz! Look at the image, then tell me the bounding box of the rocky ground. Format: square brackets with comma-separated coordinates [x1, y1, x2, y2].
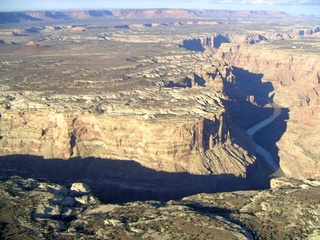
[0, 9, 319, 180]
[0, 176, 319, 240]
[0, 20, 261, 178]
[0, 9, 320, 239]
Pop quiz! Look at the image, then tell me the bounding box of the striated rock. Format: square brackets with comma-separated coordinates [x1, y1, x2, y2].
[0, 106, 255, 176]
[0, 48, 260, 202]
[216, 43, 320, 179]
[0, 52, 256, 177]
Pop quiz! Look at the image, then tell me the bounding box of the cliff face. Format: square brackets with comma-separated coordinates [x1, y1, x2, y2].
[216, 43, 320, 178]
[0, 77, 258, 201]
[0, 9, 289, 24]
[0, 39, 257, 178]
[0, 96, 254, 177]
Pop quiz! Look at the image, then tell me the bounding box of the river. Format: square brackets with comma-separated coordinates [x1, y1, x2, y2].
[246, 103, 281, 171]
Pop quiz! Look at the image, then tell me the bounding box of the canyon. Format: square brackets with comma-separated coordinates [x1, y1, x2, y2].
[0, 8, 319, 239]
[216, 43, 320, 179]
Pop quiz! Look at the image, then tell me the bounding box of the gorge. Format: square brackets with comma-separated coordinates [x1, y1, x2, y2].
[0, 8, 319, 239]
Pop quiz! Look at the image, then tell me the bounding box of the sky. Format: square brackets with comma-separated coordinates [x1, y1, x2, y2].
[0, 0, 320, 16]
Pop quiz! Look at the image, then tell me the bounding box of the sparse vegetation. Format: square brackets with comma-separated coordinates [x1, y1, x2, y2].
[0, 8, 320, 240]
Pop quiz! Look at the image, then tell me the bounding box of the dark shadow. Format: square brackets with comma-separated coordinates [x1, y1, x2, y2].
[88, 10, 113, 17]
[214, 35, 230, 48]
[25, 27, 40, 33]
[225, 100, 274, 129]
[253, 108, 289, 166]
[194, 74, 206, 87]
[0, 155, 263, 204]
[115, 25, 130, 29]
[185, 203, 234, 215]
[183, 77, 193, 87]
[222, 67, 289, 175]
[164, 77, 193, 88]
[12, 32, 29, 37]
[164, 80, 187, 88]
[179, 39, 205, 52]
[164, 75, 206, 89]
[225, 67, 273, 106]
[44, 12, 70, 20]
[0, 12, 42, 24]
[69, 133, 76, 156]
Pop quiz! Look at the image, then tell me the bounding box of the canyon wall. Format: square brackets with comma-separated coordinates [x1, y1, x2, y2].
[0, 9, 289, 23]
[216, 43, 320, 178]
[0, 93, 255, 178]
[0, 87, 258, 201]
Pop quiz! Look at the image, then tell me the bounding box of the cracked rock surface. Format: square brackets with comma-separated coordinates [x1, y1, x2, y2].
[0, 176, 319, 240]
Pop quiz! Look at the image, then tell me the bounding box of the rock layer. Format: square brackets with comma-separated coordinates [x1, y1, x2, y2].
[216, 43, 320, 178]
[0, 91, 255, 176]
[0, 40, 258, 177]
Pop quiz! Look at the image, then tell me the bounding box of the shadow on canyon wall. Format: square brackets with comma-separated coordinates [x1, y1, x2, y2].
[163, 65, 288, 173]
[223, 66, 289, 169]
[179, 39, 205, 52]
[0, 154, 267, 204]
[180, 35, 231, 52]
[0, 13, 42, 24]
[253, 108, 290, 166]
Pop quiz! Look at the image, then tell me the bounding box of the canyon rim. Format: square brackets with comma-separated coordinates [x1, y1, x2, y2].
[0, 8, 319, 239]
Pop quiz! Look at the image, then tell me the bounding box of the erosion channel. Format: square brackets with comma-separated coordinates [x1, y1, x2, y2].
[247, 103, 281, 172]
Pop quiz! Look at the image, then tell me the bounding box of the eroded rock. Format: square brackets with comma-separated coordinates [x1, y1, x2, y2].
[0, 176, 318, 239]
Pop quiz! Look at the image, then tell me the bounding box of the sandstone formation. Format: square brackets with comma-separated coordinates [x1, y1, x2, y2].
[180, 28, 320, 54]
[0, 9, 289, 24]
[216, 43, 320, 179]
[0, 50, 256, 177]
[1, 6, 318, 189]
[0, 176, 319, 239]
[0, 7, 319, 239]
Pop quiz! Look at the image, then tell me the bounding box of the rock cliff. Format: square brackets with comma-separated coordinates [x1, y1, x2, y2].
[0, 47, 259, 201]
[216, 43, 320, 178]
[0, 108, 252, 175]
[0, 65, 255, 177]
[0, 9, 289, 23]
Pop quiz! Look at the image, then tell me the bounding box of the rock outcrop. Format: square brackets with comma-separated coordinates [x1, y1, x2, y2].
[0, 90, 255, 177]
[216, 43, 320, 178]
[180, 34, 267, 53]
[0, 45, 260, 202]
[1, 176, 318, 239]
[0, 48, 257, 177]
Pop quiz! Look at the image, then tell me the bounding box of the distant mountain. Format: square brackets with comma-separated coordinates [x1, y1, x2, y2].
[0, 9, 288, 24]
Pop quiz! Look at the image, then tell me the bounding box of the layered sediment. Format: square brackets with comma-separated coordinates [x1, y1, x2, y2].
[216, 43, 320, 178]
[0, 106, 252, 175]
[0, 48, 259, 201]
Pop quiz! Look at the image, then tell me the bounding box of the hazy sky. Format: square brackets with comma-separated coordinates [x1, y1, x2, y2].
[0, 0, 319, 15]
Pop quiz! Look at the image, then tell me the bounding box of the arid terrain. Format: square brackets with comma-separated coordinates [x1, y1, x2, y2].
[1, 176, 319, 239]
[0, 9, 319, 239]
